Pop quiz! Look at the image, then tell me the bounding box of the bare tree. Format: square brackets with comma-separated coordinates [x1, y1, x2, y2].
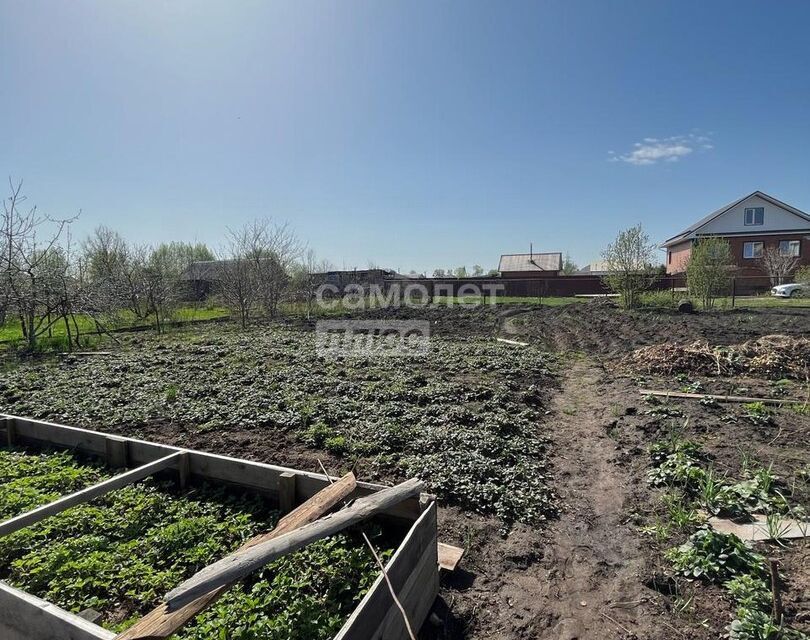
[1, 179, 78, 350]
[758, 246, 800, 286]
[601, 224, 658, 308]
[291, 248, 334, 319]
[217, 226, 261, 329]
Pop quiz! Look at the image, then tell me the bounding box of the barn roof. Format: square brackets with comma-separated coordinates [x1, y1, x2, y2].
[498, 252, 562, 272]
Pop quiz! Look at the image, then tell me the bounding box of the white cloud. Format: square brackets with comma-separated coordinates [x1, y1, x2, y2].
[608, 133, 713, 166]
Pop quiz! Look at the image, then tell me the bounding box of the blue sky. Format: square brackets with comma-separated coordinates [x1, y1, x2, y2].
[1, 0, 809, 273]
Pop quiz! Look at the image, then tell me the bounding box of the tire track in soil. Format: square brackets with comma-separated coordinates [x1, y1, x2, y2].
[525, 360, 652, 639]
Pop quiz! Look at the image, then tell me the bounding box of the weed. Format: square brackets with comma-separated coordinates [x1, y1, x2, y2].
[741, 402, 773, 426]
[764, 513, 792, 547]
[164, 385, 178, 403]
[790, 404, 810, 416]
[323, 435, 347, 455]
[680, 380, 704, 394]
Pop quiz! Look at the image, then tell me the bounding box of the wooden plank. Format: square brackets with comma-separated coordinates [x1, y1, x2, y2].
[496, 337, 528, 347]
[4, 415, 422, 522]
[0, 581, 114, 640]
[165, 478, 425, 609]
[278, 472, 296, 514]
[4, 416, 14, 447]
[105, 436, 128, 469]
[335, 502, 438, 640]
[376, 539, 439, 639]
[7, 416, 112, 456]
[177, 452, 190, 492]
[437, 542, 464, 572]
[639, 389, 807, 405]
[709, 515, 809, 542]
[116, 472, 358, 640]
[0, 452, 183, 538]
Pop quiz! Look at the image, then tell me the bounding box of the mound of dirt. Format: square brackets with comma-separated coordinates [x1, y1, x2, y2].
[505, 299, 810, 356]
[620, 334, 810, 379]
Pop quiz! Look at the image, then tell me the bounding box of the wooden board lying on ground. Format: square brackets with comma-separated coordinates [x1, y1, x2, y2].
[496, 337, 528, 347]
[709, 515, 809, 542]
[639, 389, 808, 405]
[437, 542, 465, 572]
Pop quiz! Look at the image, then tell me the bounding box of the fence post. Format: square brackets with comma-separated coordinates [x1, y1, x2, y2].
[731, 277, 736, 309]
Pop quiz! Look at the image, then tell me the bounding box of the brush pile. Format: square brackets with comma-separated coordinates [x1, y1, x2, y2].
[621, 335, 810, 379]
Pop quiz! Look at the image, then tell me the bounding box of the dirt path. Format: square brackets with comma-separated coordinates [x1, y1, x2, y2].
[522, 359, 653, 639]
[435, 355, 667, 640]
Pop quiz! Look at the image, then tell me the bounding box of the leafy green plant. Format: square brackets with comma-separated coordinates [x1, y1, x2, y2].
[666, 528, 766, 582]
[647, 438, 706, 490]
[0, 448, 388, 636]
[742, 402, 773, 426]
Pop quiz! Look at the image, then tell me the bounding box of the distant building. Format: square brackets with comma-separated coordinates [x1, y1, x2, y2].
[498, 252, 562, 278]
[662, 191, 810, 276]
[575, 261, 611, 276]
[311, 268, 401, 293]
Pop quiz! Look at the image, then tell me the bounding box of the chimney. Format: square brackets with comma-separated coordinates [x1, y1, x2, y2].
[530, 243, 533, 261]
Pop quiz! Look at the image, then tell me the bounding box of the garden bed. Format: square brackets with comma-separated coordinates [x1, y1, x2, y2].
[0, 416, 438, 640]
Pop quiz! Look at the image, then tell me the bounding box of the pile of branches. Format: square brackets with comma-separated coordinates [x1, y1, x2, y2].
[621, 335, 810, 380]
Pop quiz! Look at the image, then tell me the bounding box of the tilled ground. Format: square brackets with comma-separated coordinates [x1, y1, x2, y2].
[0, 302, 808, 639]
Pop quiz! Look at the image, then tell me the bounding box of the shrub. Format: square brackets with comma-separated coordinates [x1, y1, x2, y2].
[601, 224, 659, 309]
[638, 291, 677, 309]
[686, 237, 733, 309]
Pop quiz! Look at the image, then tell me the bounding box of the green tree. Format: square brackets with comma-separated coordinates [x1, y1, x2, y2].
[601, 224, 658, 309]
[794, 265, 810, 297]
[686, 237, 733, 309]
[561, 253, 579, 275]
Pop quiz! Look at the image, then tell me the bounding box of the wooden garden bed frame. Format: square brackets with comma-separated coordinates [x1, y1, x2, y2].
[0, 414, 439, 640]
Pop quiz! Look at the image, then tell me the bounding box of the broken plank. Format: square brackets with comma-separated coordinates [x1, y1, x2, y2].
[116, 472, 358, 640]
[496, 337, 528, 347]
[165, 478, 425, 610]
[709, 515, 809, 542]
[0, 452, 183, 539]
[639, 389, 807, 405]
[437, 542, 464, 572]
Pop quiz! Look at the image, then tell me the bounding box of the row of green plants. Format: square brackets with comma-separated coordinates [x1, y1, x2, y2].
[642, 435, 808, 639]
[0, 448, 388, 639]
[0, 326, 560, 530]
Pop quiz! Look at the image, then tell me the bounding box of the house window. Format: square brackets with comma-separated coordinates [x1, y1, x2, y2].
[743, 241, 764, 259]
[668, 251, 672, 264]
[779, 240, 800, 257]
[744, 207, 764, 226]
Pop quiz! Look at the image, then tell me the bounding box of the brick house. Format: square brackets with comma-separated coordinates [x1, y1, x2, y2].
[662, 191, 810, 276]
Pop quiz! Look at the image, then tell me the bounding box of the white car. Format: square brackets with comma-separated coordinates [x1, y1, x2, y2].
[771, 282, 807, 298]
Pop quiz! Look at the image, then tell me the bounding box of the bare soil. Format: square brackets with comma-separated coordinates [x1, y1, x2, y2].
[424, 302, 809, 639]
[4, 301, 808, 639]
